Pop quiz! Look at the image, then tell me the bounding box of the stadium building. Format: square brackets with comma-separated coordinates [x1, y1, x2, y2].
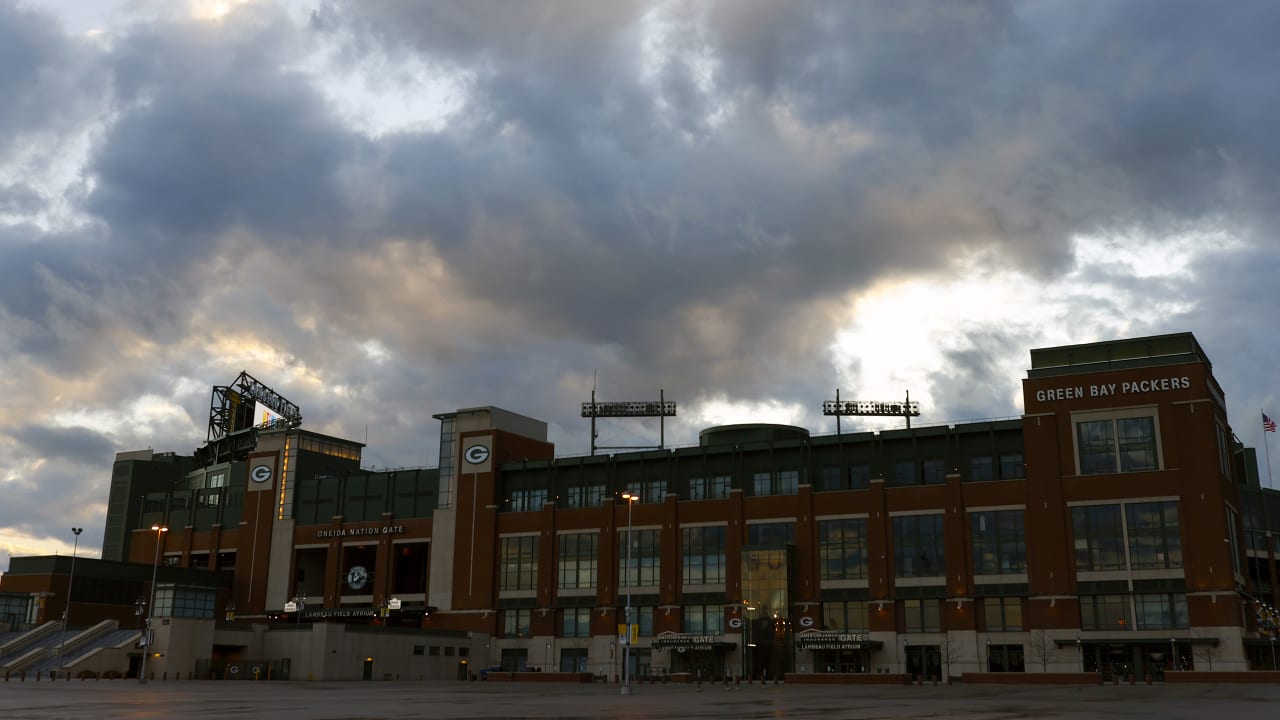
[3, 332, 1279, 682]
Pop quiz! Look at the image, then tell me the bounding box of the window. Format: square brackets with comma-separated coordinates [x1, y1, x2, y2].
[636, 606, 655, 637]
[682, 526, 726, 585]
[893, 514, 946, 578]
[153, 585, 215, 619]
[820, 467, 842, 491]
[983, 597, 1022, 631]
[1125, 501, 1182, 569]
[849, 465, 871, 490]
[558, 532, 598, 589]
[625, 480, 666, 504]
[822, 600, 869, 632]
[752, 470, 799, 496]
[619, 528, 660, 588]
[413, 645, 425, 656]
[565, 484, 604, 509]
[561, 607, 591, 637]
[503, 609, 531, 637]
[746, 522, 794, 546]
[560, 648, 588, 672]
[987, 644, 1024, 672]
[892, 461, 916, 487]
[429, 645, 440, 656]
[1216, 423, 1231, 478]
[999, 454, 1025, 479]
[1077, 416, 1158, 474]
[903, 599, 940, 632]
[970, 510, 1026, 575]
[508, 488, 547, 512]
[969, 456, 994, 482]
[688, 475, 731, 501]
[1134, 593, 1188, 630]
[682, 604, 724, 635]
[1080, 594, 1130, 630]
[499, 535, 539, 592]
[818, 518, 868, 580]
[1071, 504, 1125, 572]
[922, 459, 946, 485]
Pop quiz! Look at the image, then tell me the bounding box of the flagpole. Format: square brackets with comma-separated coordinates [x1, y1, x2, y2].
[1264, 410, 1275, 490]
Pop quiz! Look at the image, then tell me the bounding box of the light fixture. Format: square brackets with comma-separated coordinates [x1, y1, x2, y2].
[138, 525, 169, 685]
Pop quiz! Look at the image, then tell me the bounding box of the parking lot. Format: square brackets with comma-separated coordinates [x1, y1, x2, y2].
[2, 679, 1279, 719]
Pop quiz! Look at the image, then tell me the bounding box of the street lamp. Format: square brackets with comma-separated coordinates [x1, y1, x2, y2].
[1170, 637, 1176, 672]
[620, 492, 637, 696]
[54, 527, 83, 674]
[742, 601, 756, 681]
[138, 524, 168, 684]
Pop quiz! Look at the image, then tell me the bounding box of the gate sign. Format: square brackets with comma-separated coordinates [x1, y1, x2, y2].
[795, 630, 874, 651]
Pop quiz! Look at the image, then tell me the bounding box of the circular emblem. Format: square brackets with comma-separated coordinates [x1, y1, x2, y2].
[346, 565, 369, 590]
[250, 465, 272, 483]
[728, 617, 743, 629]
[799, 616, 815, 628]
[229, 665, 239, 674]
[463, 444, 490, 464]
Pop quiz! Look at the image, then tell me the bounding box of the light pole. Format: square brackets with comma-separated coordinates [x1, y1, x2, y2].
[138, 524, 168, 684]
[621, 492, 636, 696]
[54, 527, 83, 674]
[1170, 637, 1176, 672]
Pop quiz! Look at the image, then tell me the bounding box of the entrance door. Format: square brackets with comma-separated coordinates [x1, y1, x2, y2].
[362, 658, 374, 680]
[905, 645, 941, 681]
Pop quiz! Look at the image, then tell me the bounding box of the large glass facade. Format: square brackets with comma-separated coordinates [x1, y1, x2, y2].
[1072, 504, 1125, 571]
[970, 510, 1026, 575]
[818, 518, 868, 580]
[1125, 501, 1182, 569]
[619, 528, 660, 588]
[499, 535, 539, 592]
[893, 514, 946, 578]
[682, 526, 726, 585]
[558, 532, 598, 590]
[1077, 416, 1158, 474]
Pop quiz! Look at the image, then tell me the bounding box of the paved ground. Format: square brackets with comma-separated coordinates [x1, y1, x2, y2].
[1, 679, 1278, 720]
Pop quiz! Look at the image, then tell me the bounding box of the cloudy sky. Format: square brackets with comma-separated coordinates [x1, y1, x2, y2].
[3, 0, 1279, 570]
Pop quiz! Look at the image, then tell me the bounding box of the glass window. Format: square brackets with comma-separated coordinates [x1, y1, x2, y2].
[1134, 593, 1189, 630]
[892, 461, 916, 487]
[153, 585, 215, 619]
[903, 599, 940, 632]
[822, 600, 869, 632]
[1080, 594, 1130, 631]
[688, 475, 730, 501]
[1077, 416, 1158, 474]
[983, 597, 1022, 631]
[999, 454, 1025, 479]
[625, 480, 666, 504]
[1071, 504, 1125, 572]
[893, 514, 946, 578]
[969, 456, 994, 482]
[503, 608, 531, 637]
[682, 604, 724, 635]
[558, 532, 598, 590]
[561, 607, 591, 637]
[1125, 501, 1182, 569]
[508, 488, 547, 512]
[922, 459, 946, 485]
[753, 471, 799, 496]
[499, 535, 539, 592]
[746, 522, 794, 546]
[818, 518, 868, 580]
[636, 606, 655, 637]
[565, 484, 604, 509]
[970, 510, 1026, 575]
[682, 526, 726, 585]
[619, 528, 660, 588]
[849, 464, 871, 490]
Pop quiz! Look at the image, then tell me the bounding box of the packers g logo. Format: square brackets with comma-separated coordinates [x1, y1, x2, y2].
[463, 444, 490, 464]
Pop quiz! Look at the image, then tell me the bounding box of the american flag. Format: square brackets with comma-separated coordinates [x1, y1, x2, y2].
[1265, 413, 1277, 433]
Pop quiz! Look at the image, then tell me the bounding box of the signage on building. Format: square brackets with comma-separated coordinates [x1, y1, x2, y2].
[822, 400, 920, 417]
[653, 632, 733, 651]
[316, 525, 408, 539]
[302, 607, 384, 619]
[1033, 375, 1191, 403]
[250, 465, 272, 483]
[795, 630, 872, 651]
[463, 444, 490, 464]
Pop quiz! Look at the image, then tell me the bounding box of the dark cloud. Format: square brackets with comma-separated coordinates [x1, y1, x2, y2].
[3, 0, 1280, 555]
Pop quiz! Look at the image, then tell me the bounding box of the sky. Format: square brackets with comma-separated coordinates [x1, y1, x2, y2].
[3, 0, 1280, 572]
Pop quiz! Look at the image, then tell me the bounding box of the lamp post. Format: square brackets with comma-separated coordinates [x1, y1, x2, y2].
[985, 637, 991, 672]
[620, 492, 636, 696]
[742, 601, 756, 681]
[1170, 637, 1176, 672]
[138, 524, 168, 684]
[54, 527, 83, 674]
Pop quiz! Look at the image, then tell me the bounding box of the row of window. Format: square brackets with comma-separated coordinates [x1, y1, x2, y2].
[499, 593, 1189, 638]
[505, 501, 1181, 595]
[503, 454, 1029, 511]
